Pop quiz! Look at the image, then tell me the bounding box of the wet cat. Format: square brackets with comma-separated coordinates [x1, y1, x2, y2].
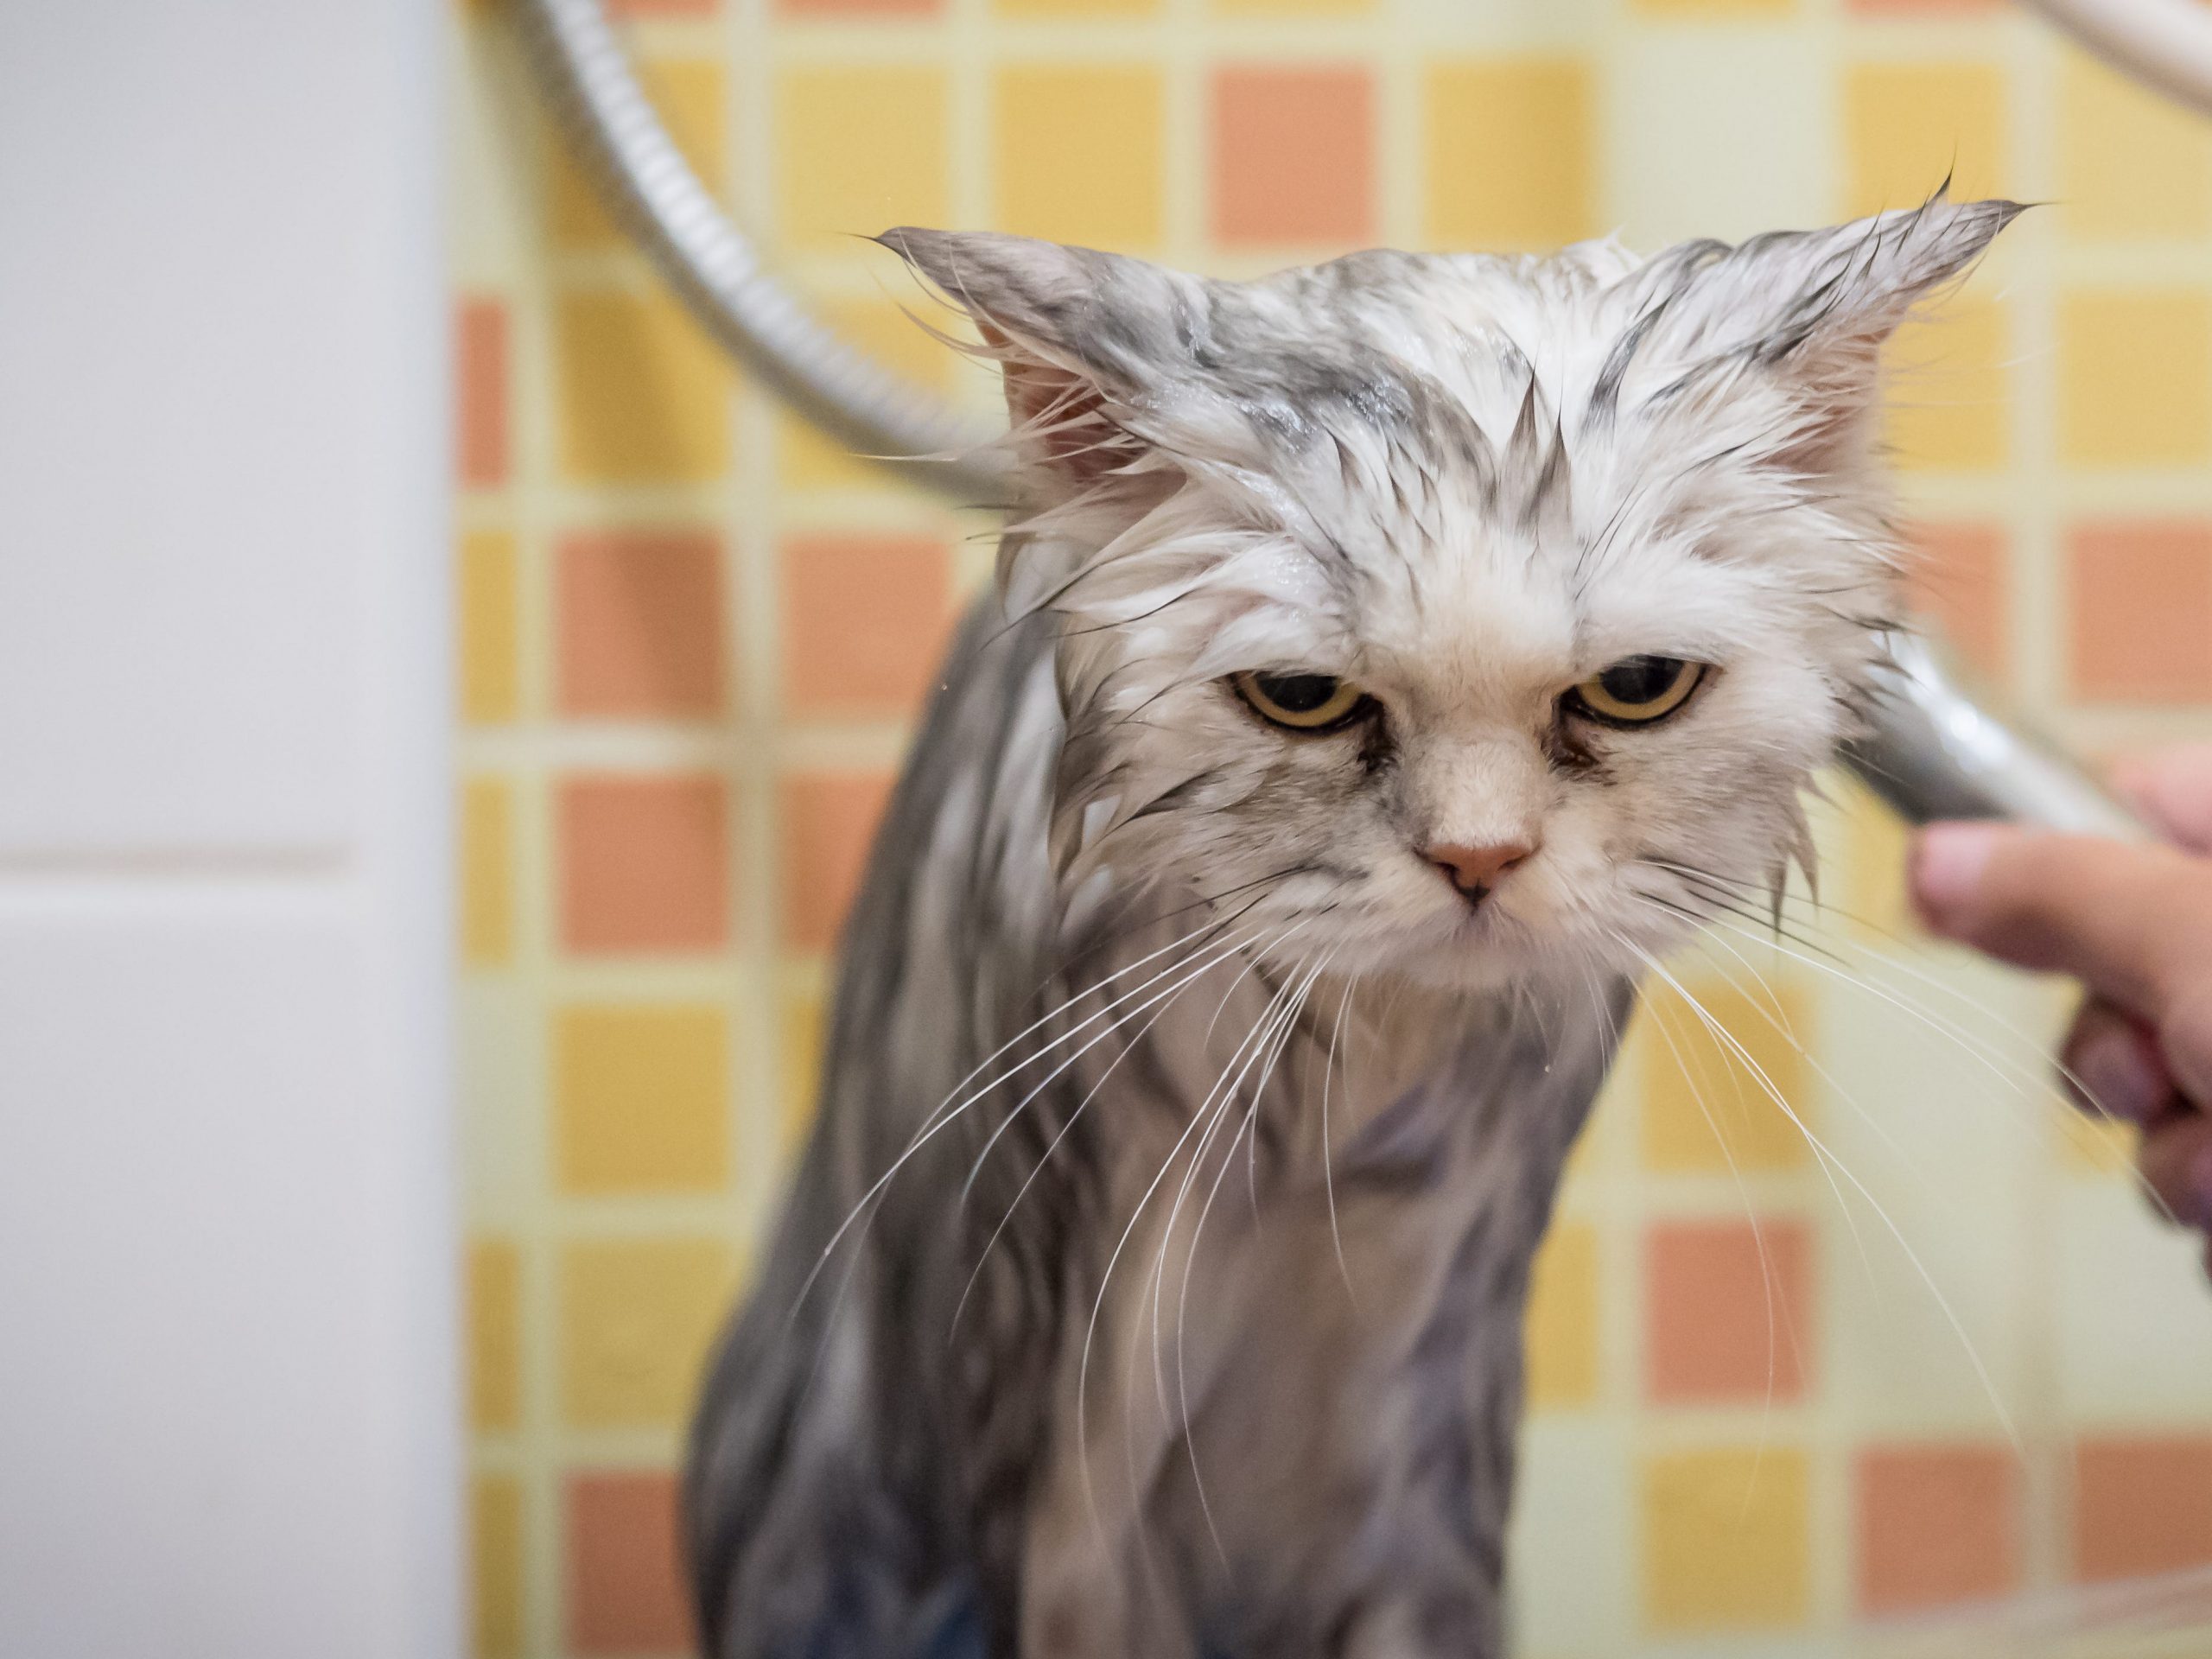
[686, 194, 2019, 1658]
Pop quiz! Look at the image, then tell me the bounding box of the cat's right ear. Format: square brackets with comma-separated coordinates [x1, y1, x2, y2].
[878, 227, 1204, 491]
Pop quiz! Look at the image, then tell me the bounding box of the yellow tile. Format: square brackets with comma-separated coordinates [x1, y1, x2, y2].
[1525, 1220, 1599, 1410]
[555, 1005, 730, 1195]
[558, 1236, 735, 1429]
[780, 980, 825, 1157]
[1885, 297, 2009, 473]
[2059, 290, 2212, 466]
[550, 59, 726, 252]
[777, 67, 948, 254]
[995, 67, 1164, 250]
[1642, 1446, 1809, 1630]
[467, 1237, 521, 1433]
[1844, 63, 2005, 220]
[780, 295, 957, 492]
[1638, 980, 1814, 1173]
[2061, 51, 2212, 240]
[554, 289, 732, 485]
[459, 529, 518, 723]
[471, 1472, 524, 1659]
[460, 779, 515, 969]
[1425, 60, 1593, 251]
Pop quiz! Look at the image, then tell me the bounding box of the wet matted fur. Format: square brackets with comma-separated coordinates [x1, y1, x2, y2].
[685, 196, 2020, 1658]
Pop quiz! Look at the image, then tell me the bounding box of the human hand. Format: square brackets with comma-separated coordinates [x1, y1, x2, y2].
[1909, 744, 2212, 1277]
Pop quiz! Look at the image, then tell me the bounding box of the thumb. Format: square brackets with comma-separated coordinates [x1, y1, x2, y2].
[1910, 822, 2212, 1025]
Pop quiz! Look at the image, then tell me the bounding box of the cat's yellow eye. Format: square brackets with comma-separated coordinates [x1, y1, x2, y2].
[1231, 671, 1370, 732]
[1567, 655, 1706, 727]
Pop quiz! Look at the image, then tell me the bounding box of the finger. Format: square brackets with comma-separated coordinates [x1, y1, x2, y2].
[2112, 743, 2212, 855]
[1910, 823, 2212, 1021]
[2138, 1111, 2212, 1230]
[2060, 998, 2177, 1125]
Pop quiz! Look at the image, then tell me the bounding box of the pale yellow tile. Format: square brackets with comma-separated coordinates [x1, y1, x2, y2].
[1211, 0, 1372, 13]
[1643, 1446, 1809, 1630]
[554, 1005, 730, 1195]
[1634, 0, 1793, 12]
[458, 529, 518, 724]
[550, 59, 726, 252]
[2060, 50, 2212, 240]
[467, 1237, 521, 1433]
[998, 0, 1155, 15]
[1425, 60, 1593, 251]
[994, 67, 1164, 250]
[460, 779, 515, 969]
[471, 1472, 524, 1659]
[1525, 1220, 1599, 1410]
[557, 1236, 736, 1429]
[1638, 981, 1815, 1173]
[777, 67, 949, 254]
[1844, 62, 2005, 220]
[554, 289, 733, 485]
[2059, 290, 2212, 466]
[1885, 297, 2009, 474]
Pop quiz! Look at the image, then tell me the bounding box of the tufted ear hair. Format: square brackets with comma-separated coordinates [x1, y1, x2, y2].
[879, 227, 1216, 491]
[1603, 191, 2025, 471]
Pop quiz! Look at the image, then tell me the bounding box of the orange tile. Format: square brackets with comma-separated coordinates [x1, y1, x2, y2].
[1210, 67, 1374, 249]
[558, 774, 729, 953]
[1906, 521, 2009, 682]
[2075, 1435, 2212, 1582]
[457, 297, 508, 490]
[781, 533, 952, 718]
[557, 531, 726, 720]
[1644, 1217, 1811, 1404]
[2065, 521, 2212, 703]
[780, 772, 894, 953]
[564, 1469, 692, 1654]
[1855, 1444, 2018, 1613]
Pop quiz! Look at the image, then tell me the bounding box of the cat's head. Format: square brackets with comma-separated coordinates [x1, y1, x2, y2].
[887, 196, 2019, 993]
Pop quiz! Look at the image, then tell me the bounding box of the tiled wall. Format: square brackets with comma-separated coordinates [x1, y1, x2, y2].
[448, 0, 2212, 1652]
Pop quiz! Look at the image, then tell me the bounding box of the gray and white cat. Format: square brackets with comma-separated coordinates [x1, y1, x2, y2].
[685, 194, 2020, 1658]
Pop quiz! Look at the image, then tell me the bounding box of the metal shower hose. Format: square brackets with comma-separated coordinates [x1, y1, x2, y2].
[514, 0, 2192, 838]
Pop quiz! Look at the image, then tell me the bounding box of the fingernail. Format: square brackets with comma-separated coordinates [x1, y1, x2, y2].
[2073, 1027, 2164, 1124]
[1911, 823, 2004, 928]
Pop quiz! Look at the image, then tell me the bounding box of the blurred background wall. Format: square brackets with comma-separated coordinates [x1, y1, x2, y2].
[448, 0, 2212, 1653]
[0, 2, 455, 1656]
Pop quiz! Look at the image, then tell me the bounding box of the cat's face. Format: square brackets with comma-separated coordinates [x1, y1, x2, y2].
[889, 199, 2018, 993]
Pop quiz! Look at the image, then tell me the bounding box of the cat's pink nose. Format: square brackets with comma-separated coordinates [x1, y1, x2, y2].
[1426, 840, 1536, 900]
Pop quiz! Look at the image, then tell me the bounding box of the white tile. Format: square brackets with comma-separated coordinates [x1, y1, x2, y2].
[0, 0, 442, 855]
[0, 901, 454, 1656]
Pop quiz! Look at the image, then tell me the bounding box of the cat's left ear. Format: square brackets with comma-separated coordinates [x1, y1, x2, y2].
[878, 227, 1210, 492]
[1634, 191, 2025, 469]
